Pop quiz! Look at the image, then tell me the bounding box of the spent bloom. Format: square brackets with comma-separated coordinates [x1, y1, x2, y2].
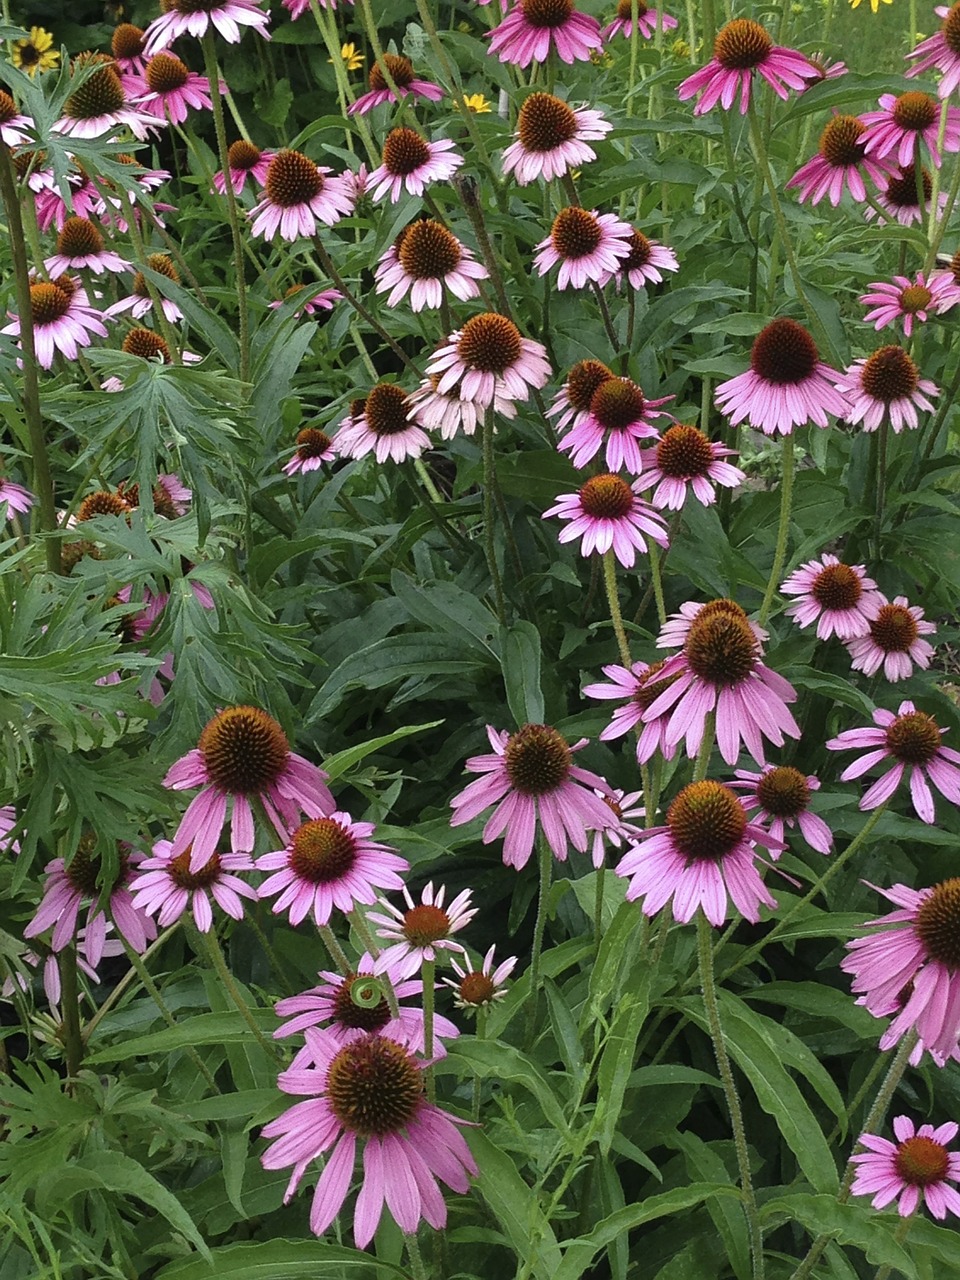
[427, 313, 550, 407]
[283, 427, 336, 475]
[827, 701, 960, 823]
[128, 838, 257, 932]
[583, 658, 680, 764]
[534, 207, 632, 290]
[260, 1032, 477, 1245]
[487, 0, 603, 68]
[714, 318, 848, 436]
[214, 139, 275, 194]
[600, 228, 680, 290]
[677, 18, 815, 116]
[859, 272, 949, 338]
[636, 424, 744, 510]
[366, 881, 476, 980]
[250, 150, 353, 241]
[833, 345, 939, 433]
[730, 765, 833, 855]
[502, 92, 612, 184]
[374, 220, 488, 311]
[860, 92, 960, 169]
[786, 114, 898, 207]
[846, 596, 937, 682]
[851, 1116, 960, 1220]
[449, 723, 616, 869]
[602, 0, 678, 41]
[350, 54, 443, 115]
[906, 5, 960, 98]
[780, 553, 883, 641]
[443, 945, 518, 1009]
[616, 779, 782, 926]
[368, 128, 463, 202]
[543, 473, 669, 567]
[143, 0, 271, 54]
[334, 383, 431, 464]
[558, 375, 673, 471]
[3, 277, 109, 370]
[164, 705, 336, 871]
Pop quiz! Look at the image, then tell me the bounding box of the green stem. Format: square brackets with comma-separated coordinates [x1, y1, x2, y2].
[591, 280, 621, 353]
[483, 403, 507, 624]
[472, 1006, 487, 1121]
[602, 549, 632, 667]
[525, 836, 552, 1043]
[422, 957, 436, 1101]
[405, 1233, 428, 1280]
[698, 912, 765, 1280]
[57, 946, 84, 1079]
[758, 434, 794, 627]
[246, 909, 295, 998]
[120, 186, 181, 365]
[318, 921, 352, 972]
[872, 1215, 914, 1280]
[594, 863, 605, 951]
[312, 237, 421, 374]
[198, 927, 279, 1061]
[924, 148, 960, 273]
[309, 0, 377, 165]
[83, 925, 179, 1043]
[875, 417, 889, 557]
[648, 538, 667, 625]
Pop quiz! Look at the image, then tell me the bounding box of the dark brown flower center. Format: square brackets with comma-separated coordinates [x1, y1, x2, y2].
[0, 90, 19, 124]
[894, 1136, 950, 1185]
[364, 383, 411, 436]
[295, 427, 332, 459]
[860, 346, 919, 403]
[12, 149, 44, 181]
[697, 598, 750, 624]
[119, 479, 179, 518]
[369, 53, 414, 92]
[171, 0, 221, 12]
[945, 3, 960, 56]
[884, 709, 941, 765]
[892, 91, 938, 132]
[198, 705, 290, 794]
[632, 659, 676, 712]
[265, 150, 323, 207]
[289, 818, 357, 883]
[714, 18, 772, 70]
[122, 328, 171, 361]
[579, 473, 635, 520]
[56, 216, 104, 257]
[915, 879, 960, 970]
[750, 318, 819, 385]
[756, 766, 810, 817]
[623, 230, 653, 272]
[504, 723, 572, 795]
[550, 206, 603, 260]
[656, 424, 714, 478]
[66, 833, 129, 896]
[819, 115, 866, 166]
[326, 1037, 422, 1137]
[17, 44, 40, 67]
[899, 284, 932, 314]
[133, 254, 180, 298]
[869, 603, 919, 653]
[667, 780, 748, 861]
[589, 377, 645, 430]
[228, 139, 262, 170]
[349, 397, 368, 420]
[884, 164, 932, 209]
[811, 562, 862, 611]
[382, 127, 430, 176]
[168, 847, 221, 889]
[617, 0, 649, 16]
[76, 490, 132, 520]
[458, 313, 523, 372]
[332, 974, 392, 1031]
[397, 219, 462, 279]
[459, 971, 497, 1005]
[684, 611, 758, 686]
[112, 23, 145, 60]
[565, 360, 613, 411]
[517, 92, 578, 151]
[61, 540, 100, 573]
[520, 0, 574, 28]
[145, 53, 189, 94]
[30, 282, 72, 326]
[402, 903, 451, 946]
[66, 54, 125, 118]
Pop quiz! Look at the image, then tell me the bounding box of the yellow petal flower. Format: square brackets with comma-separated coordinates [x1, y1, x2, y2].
[11, 26, 60, 77]
[848, 0, 892, 11]
[328, 42, 364, 71]
[462, 92, 491, 113]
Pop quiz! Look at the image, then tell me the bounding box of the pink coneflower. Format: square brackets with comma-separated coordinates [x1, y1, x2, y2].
[250, 150, 353, 241]
[164, 705, 335, 872]
[780, 553, 883, 641]
[368, 128, 463, 203]
[260, 1032, 477, 1244]
[116, 472, 193, 518]
[616, 779, 782, 926]
[54, 53, 157, 139]
[534, 207, 632, 290]
[602, 0, 678, 42]
[501, 93, 612, 184]
[714, 318, 848, 436]
[557, 375, 673, 471]
[136, 53, 214, 125]
[583, 658, 680, 764]
[44, 216, 131, 277]
[349, 54, 443, 115]
[214, 139, 275, 194]
[34, 168, 102, 233]
[269, 283, 342, 318]
[374, 220, 488, 311]
[636, 424, 743, 510]
[143, 0, 271, 55]
[786, 114, 898, 207]
[443, 945, 518, 1009]
[589, 787, 645, 869]
[406, 375, 518, 439]
[730, 765, 832, 855]
[543, 472, 668, 567]
[869, 163, 946, 227]
[860, 272, 948, 338]
[2, 277, 108, 370]
[846, 596, 936, 682]
[283, 427, 336, 474]
[366, 881, 476, 980]
[833, 345, 939, 433]
[111, 23, 148, 74]
[427, 313, 551, 407]
[547, 359, 614, 433]
[282, 0, 352, 16]
[256, 812, 408, 927]
[106, 254, 184, 324]
[24, 836, 154, 964]
[827, 701, 960, 822]
[643, 598, 801, 766]
[274, 964, 458, 1057]
[657, 597, 766, 652]
[0, 90, 31, 146]
[449, 723, 615, 869]
[0, 478, 35, 520]
[341, 163, 369, 203]
[128, 838, 257, 931]
[851, 1116, 960, 1219]
[860, 92, 960, 169]
[677, 18, 815, 116]
[334, 383, 431, 463]
[843, 879, 960, 1060]
[600, 228, 679, 290]
[906, 4, 960, 98]
[2, 928, 125, 1014]
[488, 0, 602, 68]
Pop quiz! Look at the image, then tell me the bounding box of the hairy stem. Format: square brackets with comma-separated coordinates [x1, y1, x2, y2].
[758, 434, 794, 627]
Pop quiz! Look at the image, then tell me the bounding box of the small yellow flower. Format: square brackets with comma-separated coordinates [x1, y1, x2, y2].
[11, 26, 60, 77]
[589, 48, 614, 67]
[462, 92, 491, 113]
[329, 42, 364, 72]
[671, 37, 691, 58]
[849, 0, 892, 11]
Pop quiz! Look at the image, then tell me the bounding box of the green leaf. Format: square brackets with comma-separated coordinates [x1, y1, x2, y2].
[321, 721, 444, 781]
[501, 620, 544, 725]
[76, 1151, 210, 1262]
[595, 974, 652, 1156]
[669, 1133, 749, 1280]
[762, 1195, 915, 1276]
[85, 1011, 276, 1063]
[153, 1240, 410, 1278]
[448, 1038, 569, 1134]
[465, 1130, 562, 1280]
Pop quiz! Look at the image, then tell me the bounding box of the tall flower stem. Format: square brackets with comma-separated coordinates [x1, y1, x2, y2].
[83, 925, 180, 1043]
[924, 149, 960, 273]
[602, 549, 632, 667]
[405, 1233, 428, 1280]
[57, 946, 84, 1079]
[421, 957, 436, 1101]
[309, 0, 377, 165]
[594, 863, 606, 951]
[201, 32, 250, 383]
[647, 539, 667, 625]
[872, 1216, 914, 1280]
[0, 149, 58, 572]
[197, 926, 279, 1061]
[311, 238, 421, 375]
[698, 911, 765, 1280]
[758, 434, 794, 627]
[318, 920, 352, 972]
[471, 1006, 488, 1121]
[526, 836, 552, 1042]
[874, 417, 889, 557]
[483, 404, 507, 624]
